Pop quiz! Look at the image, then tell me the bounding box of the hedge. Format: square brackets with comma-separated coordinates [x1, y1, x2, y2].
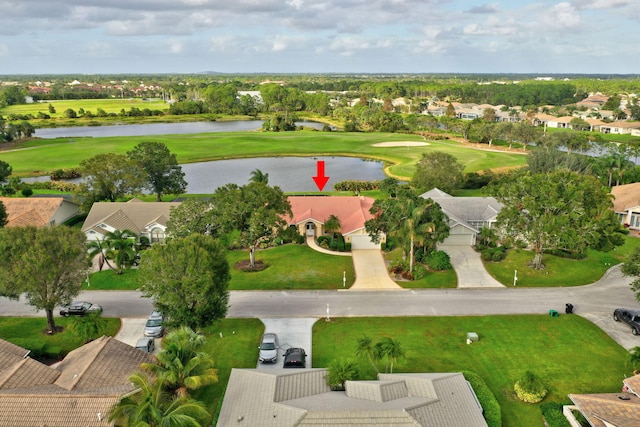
[462, 370, 502, 427]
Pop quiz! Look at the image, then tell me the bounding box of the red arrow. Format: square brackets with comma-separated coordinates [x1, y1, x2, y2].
[312, 160, 330, 191]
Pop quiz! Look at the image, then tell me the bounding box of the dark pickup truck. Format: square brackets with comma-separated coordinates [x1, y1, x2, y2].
[613, 308, 640, 335]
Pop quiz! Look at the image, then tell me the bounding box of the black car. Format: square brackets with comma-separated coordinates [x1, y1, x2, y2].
[59, 301, 103, 316]
[283, 347, 306, 368]
[613, 308, 640, 335]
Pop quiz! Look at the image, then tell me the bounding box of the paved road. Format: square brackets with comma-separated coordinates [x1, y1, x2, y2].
[2, 266, 639, 349]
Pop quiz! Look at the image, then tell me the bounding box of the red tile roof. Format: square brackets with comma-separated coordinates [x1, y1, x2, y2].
[286, 196, 375, 235]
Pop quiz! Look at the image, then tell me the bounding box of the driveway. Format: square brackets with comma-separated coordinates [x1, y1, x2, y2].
[115, 317, 160, 355]
[350, 250, 402, 290]
[439, 245, 505, 288]
[256, 318, 317, 369]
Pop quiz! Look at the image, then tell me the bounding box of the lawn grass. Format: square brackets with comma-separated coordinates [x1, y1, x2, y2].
[484, 235, 640, 287]
[194, 318, 264, 425]
[86, 269, 140, 290]
[3, 131, 526, 180]
[2, 98, 169, 120]
[0, 317, 121, 360]
[227, 244, 356, 290]
[312, 315, 629, 427]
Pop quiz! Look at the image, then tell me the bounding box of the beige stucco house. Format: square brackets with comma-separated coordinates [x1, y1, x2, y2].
[217, 369, 488, 427]
[81, 199, 180, 243]
[0, 196, 78, 227]
[611, 183, 640, 233]
[286, 195, 384, 249]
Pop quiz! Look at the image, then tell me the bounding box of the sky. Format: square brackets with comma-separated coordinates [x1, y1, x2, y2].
[1, 0, 639, 75]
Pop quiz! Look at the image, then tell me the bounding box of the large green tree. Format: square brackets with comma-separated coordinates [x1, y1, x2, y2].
[74, 153, 145, 212]
[366, 188, 449, 272]
[127, 141, 187, 201]
[137, 234, 230, 330]
[0, 226, 88, 333]
[0, 160, 11, 184]
[410, 152, 464, 194]
[495, 170, 624, 269]
[0, 201, 6, 228]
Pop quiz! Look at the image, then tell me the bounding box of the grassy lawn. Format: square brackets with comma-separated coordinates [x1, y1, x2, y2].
[86, 269, 140, 290]
[484, 235, 640, 287]
[0, 317, 121, 360]
[3, 131, 526, 180]
[194, 318, 264, 424]
[227, 244, 355, 290]
[312, 315, 629, 427]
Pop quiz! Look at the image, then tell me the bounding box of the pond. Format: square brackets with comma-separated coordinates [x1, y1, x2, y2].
[25, 156, 388, 193]
[33, 120, 328, 138]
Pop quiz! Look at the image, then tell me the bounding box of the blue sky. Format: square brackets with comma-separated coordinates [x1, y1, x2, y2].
[1, 0, 639, 75]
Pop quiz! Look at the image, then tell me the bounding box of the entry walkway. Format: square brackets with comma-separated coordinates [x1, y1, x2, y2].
[306, 236, 401, 290]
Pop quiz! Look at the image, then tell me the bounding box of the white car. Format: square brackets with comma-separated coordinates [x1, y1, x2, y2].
[258, 333, 279, 363]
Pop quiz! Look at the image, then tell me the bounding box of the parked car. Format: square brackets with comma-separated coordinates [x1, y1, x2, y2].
[283, 347, 306, 368]
[144, 311, 164, 338]
[59, 301, 102, 317]
[135, 337, 155, 353]
[258, 333, 279, 363]
[613, 308, 640, 335]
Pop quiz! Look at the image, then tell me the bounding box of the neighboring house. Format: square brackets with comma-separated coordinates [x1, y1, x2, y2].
[0, 196, 78, 227]
[82, 199, 181, 243]
[599, 121, 640, 136]
[564, 373, 640, 426]
[286, 196, 384, 249]
[611, 183, 640, 233]
[0, 336, 154, 427]
[217, 368, 488, 426]
[421, 188, 503, 246]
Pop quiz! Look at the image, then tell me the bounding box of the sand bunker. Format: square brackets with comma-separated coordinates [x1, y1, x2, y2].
[372, 141, 429, 147]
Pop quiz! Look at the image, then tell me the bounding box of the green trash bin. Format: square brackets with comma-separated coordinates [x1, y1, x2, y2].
[549, 310, 559, 318]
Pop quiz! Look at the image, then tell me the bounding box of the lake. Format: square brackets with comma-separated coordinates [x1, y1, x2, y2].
[33, 120, 328, 138]
[25, 156, 388, 193]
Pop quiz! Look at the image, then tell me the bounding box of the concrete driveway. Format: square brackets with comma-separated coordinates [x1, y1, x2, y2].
[115, 317, 160, 355]
[350, 250, 402, 290]
[257, 318, 317, 369]
[439, 245, 505, 288]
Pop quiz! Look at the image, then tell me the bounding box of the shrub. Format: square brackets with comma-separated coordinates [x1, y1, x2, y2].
[514, 371, 548, 403]
[462, 371, 501, 427]
[389, 259, 408, 275]
[317, 236, 330, 248]
[540, 402, 572, 427]
[345, 243, 351, 252]
[412, 264, 427, 280]
[21, 187, 33, 197]
[425, 251, 452, 271]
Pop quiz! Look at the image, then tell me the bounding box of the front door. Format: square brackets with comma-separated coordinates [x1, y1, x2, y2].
[305, 222, 315, 237]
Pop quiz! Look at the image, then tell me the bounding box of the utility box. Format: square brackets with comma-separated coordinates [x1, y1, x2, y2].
[467, 332, 479, 343]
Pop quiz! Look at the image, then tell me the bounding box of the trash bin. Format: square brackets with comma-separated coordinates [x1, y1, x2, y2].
[565, 303, 574, 314]
[549, 310, 559, 318]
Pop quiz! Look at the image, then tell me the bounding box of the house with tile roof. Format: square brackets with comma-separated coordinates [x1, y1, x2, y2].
[286, 196, 384, 249]
[0, 196, 78, 228]
[599, 120, 640, 136]
[0, 336, 155, 427]
[611, 183, 640, 234]
[81, 199, 181, 243]
[217, 368, 488, 426]
[421, 188, 502, 246]
[564, 373, 640, 426]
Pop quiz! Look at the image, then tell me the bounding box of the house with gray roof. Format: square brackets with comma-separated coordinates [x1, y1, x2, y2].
[421, 188, 503, 246]
[217, 368, 487, 426]
[81, 198, 181, 243]
[0, 336, 154, 427]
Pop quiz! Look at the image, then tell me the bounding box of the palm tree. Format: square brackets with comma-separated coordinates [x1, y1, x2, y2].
[355, 335, 379, 374]
[108, 371, 209, 427]
[325, 358, 360, 390]
[249, 168, 269, 184]
[103, 229, 137, 274]
[376, 337, 405, 373]
[86, 238, 114, 272]
[68, 311, 106, 343]
[142, 327, 218, 397]
[324, 214, 341, 238]
[398, 198, 434, 273]
[627, 347, 640, 374]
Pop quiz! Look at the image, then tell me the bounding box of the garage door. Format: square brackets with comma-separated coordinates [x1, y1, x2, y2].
[442, 233, 475, 246]
[350, 235, 381, 250]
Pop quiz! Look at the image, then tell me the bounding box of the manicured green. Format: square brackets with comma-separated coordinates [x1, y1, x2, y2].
[194, 318, 264, 425]
[2, 131, 526, 180]
[0, 317, 121, 359]
[484, 235, 640, 287]
[227, 244, 355, 290]
[86, 269, 140, 290]
[2, 98, 168, 119]
[312, 315, 629, 427]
